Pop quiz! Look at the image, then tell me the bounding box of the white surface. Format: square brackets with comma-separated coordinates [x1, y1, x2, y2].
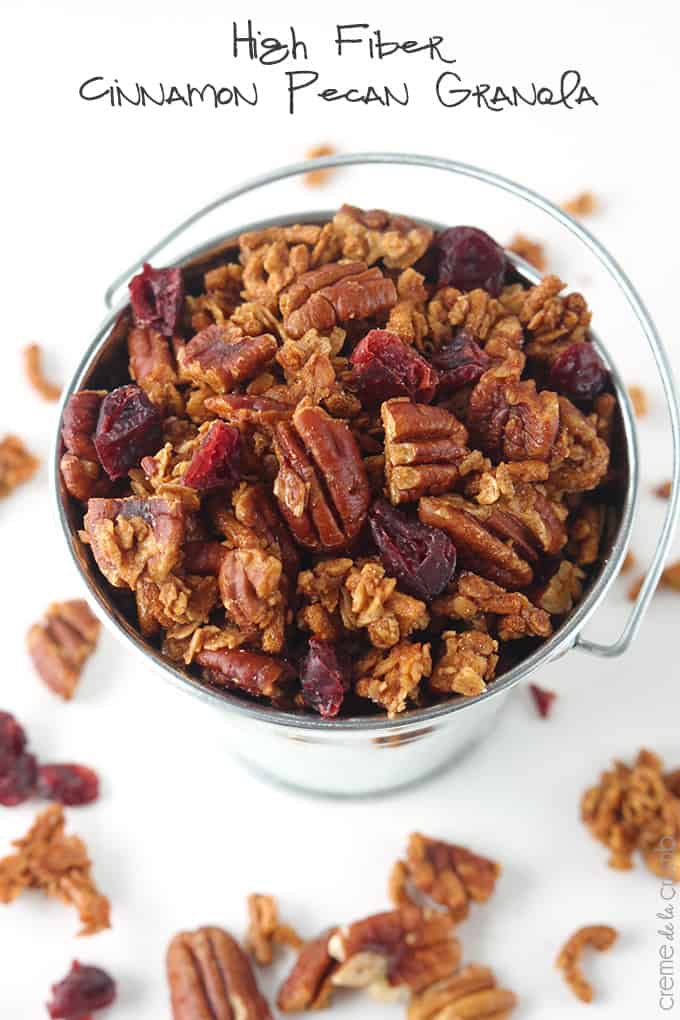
[1, 0, 680, 1016]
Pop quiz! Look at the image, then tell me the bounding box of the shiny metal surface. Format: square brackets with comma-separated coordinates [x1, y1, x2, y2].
[53, 154, 680, 795]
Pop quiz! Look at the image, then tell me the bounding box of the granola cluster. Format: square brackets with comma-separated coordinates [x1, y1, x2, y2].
[59, 207, 622, 719]
[581, 748, 680, 879]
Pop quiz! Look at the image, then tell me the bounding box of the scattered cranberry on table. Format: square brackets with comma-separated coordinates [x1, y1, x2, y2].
[47, 960, 116, 1019]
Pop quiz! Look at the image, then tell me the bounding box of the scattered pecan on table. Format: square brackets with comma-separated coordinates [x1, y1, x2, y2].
[59, 209, 624, 719]
[245, 893, 303, 966]
[27, 599, 101, 700]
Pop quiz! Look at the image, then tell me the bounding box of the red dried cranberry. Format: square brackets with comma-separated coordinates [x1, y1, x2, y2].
[183, 422, 241, 491]
[0, 752, 37, 807]
[350, 330, 438, 407]
[94, 384, 162, 481]
[549, 343, 608, 404]
[369, 499, 457, 601]
[0, 711, 26, 772]
[301, 639, 349, 719]
[434, 226, 507, 296]
[38, 764, 99, 806]
[529, 683, 557, 719]
[128, 262, 183, 337]
[47, 960, 116, 1019]
[432, 330, 492, 393]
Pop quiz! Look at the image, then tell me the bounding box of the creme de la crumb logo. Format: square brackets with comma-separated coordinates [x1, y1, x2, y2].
[655, 835, 677, 1012]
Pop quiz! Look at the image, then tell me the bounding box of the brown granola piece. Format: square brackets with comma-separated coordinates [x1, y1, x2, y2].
[332, 204, 433, 270]
[535, 560, 585, 614]
[167, 925, 272, 1020]
[26, 599, 101, 700]
[620, 550, 636, 574]
[568, 501, 605, 565]
[628, 384, 648, 417]
[185, 263, 243, 331]
[467, 350, 560, 462]
[556, 925, 617, 1003]
[520, 275, 591, 355]
[328, 906, 460, 998]
[430, 630, 499, 697]
[0, 434, 39, 498]
[177, 325, 277, 393]
[296, 558, 353, 640]
[561, 191, 598, 217]
[662, 560, 680, 590]
[581, 749, 680, 878]
[219, 547, 287, 653]
[274, 328, 358, 414]
[419, 495, 535, 589]
[341, 560, 429, 649]
[128, 325, 182, 413]
[655, 480, 672, 499]
[354, 642, 431, 717]
[433, 571, 551, 642]
[382, 398, 485, 505]
[386, 269, 429, 348]
[627, 574, 644, 601]
[398, 833, 501, 922]
[408, 963, 517, 1020]
[83, 495, 185, 588]
[278, 931, 338, 1012]
[245, 894, 303, 967]
[282, 262, 397, 340]
[304, 144, 336, 188]
[135, 574, 218, 638]
[550, 397, 610, 493]
[508, 234, 546, 272]
[0, 805, 110, 935]
[427, 287, 506, 348]
[23, 343, 61, 401]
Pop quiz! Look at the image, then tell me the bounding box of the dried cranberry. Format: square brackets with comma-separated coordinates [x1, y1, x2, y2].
[128, 262, 183, 337]
[0, 752, 37, 806]
[434, 226, 507, 296]
[301, 639, 349, 719]
[94, 384, 162, 481]
[47, 960, 116, 1019]
[529, 683, 557, 719]
[432, 330, 492, 393]
[350, 330, 438, 407]
[0, 711, 26, 772]
[183, 422, 241, 491]
[549, 343, 608, 404]
[369, 499, 457, 601]
[38, 764, 99, 806]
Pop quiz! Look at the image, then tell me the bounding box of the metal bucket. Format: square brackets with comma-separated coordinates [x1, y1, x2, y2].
[53, 154, 680, 796]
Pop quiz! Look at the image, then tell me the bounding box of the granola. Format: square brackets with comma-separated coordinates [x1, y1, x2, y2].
[23, 343, 62, 401]
[304, 144, 336, 188]
[0, 434, 39, 498]
[0, 805, 110, 935]
[507, 234, 546, 272]
[556, 924, 617, 1003]
[59, 208, 624, 719]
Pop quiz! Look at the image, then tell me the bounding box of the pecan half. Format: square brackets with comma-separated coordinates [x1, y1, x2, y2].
[419, 496, 534, 588]
[196, 648, 294, 702]
[329, 907, 460, 998]
[430, 630, 499, 697]
[277, 931, 338, 1012]
[382, 397, 485, 504]
[59, 390, 111, 500]
[27, 600, 101, 700]
[398, 833, 501, 922]
[556, 924, 617, 1003]
[167, 926, 272, 1020]
[128, 325, 182, 412]
[273, 404, 370, 551]
[408, 963, 518, 1020]
[178, 325, 277, 392]
[83, 495, 185, 588]
[332, 204, 433, 269]
[282, 263, 397, 340]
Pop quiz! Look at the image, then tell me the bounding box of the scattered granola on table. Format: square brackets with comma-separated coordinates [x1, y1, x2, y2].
[654, 479, 672, 499]
[581, 749, 680, 879]
[0, 433, 39, 498]
[59, 208, 625, 719]
[627, 384, 648, 417]
[23, 343, 62, 401]
[0, 804, 110, 935]
[556, 924, 617, 1003]
[620, 550, 635, 574]
[304, 145, 337, 188]
[27, 600, 101, 700]
[561, 191, 598, 217]
[507, 233, 546, 272]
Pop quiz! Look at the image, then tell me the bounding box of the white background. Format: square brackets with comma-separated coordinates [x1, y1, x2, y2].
[1, 0, 679, 1016]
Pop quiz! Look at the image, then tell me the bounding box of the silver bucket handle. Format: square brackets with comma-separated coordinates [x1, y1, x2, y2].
[103, 152, 680, 658]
